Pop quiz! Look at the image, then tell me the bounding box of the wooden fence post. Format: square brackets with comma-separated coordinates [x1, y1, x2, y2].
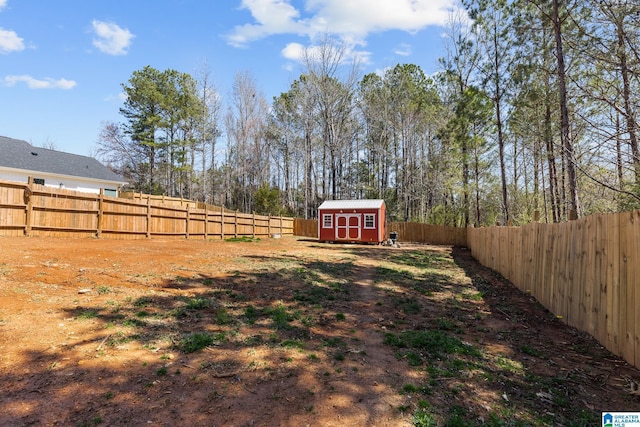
[186, 206, 190, 239]
[268, 215, 271, 237]
[24, 176, 33, 237]
[97, 188, 104, 238]
[146, 195, 151, 239]
[252, 212, 256, 238]
[235, 210, 238, 238]
[221, 206, 225, 240]
[204, 203, 208, 240]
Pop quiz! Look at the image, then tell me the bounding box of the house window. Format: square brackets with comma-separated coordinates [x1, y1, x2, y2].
[364, 214, 375, 229]
[33, 178, 45, 185]
[322, 214, 333, 228]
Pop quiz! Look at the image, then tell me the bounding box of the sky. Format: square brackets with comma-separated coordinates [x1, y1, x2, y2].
[0, 0, 462, 157]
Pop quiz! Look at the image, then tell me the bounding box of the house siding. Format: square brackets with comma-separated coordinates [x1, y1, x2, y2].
[0, 169, 120, 195]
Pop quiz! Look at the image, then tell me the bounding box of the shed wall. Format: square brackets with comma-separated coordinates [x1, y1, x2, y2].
[318, 206, 385, 243]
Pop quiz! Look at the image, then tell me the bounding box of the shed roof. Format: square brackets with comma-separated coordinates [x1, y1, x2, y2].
[0, 135, 126, 184]
[318, 199, 385, 210]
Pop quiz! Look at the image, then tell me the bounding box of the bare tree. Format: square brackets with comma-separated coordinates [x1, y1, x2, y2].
[224, 71, 269, 211]
[196, 61, 222, 203]
[301, 35, 361, 200]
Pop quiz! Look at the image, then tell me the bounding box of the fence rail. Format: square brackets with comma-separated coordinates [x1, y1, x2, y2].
[467, 211, 640, 369]
[0, 179, 293, 240]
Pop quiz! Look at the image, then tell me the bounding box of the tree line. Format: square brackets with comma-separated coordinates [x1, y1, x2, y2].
[97, 0, 640, 225]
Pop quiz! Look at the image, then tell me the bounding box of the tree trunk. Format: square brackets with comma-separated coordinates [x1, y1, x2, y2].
[552, 0, 580, 219]
[494, 24, 509, 224]
[616, 17, 640, 185]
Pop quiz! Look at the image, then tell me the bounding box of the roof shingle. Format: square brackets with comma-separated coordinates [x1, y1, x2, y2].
[0, 135, 125, 183]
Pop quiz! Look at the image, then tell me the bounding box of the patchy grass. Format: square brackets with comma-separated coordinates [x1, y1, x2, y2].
[3, 239, 619, 426]
[225, 236, 261, 243]
[180, 332, 215, 353]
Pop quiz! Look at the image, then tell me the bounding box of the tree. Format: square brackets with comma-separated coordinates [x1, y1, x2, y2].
[118, 66, 204, 196]
[440, 10, 482, 225]
[96, 121, 147, 189]
[466, 0, 515, 224]
[224, 71, 269, 212]
[120, 66, 166, 194]
[195, 61, 222, 204]
[301, 35, 360, 200]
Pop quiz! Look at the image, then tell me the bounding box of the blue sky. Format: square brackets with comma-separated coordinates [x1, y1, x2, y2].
[0, 0, 461, 156]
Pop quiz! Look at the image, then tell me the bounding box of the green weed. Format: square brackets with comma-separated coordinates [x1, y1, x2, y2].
[281, 339, 304, 349]
[180, 332, 214, 353]
[384, 329, 480, 361]
[215, 307, 233, 325]
[225, 236, 261, 242]
[267, 303, 294, 329]
[96, 286, 112, 294]
[244, 305, 260, 324]
[185, 297, 210, 310]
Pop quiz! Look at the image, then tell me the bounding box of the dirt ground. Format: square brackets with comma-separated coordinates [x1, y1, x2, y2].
[0, 236, 639, 426]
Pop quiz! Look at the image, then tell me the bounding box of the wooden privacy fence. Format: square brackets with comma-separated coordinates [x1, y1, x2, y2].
[294, 218, 318, 238]
[467, 211, 640, 369]
[388, 222, 467, 246]
[292, 218, 467, 246]
[120, 191, 199, 209]
[120, 191, 238, 214]
[0, 179, 294, 240]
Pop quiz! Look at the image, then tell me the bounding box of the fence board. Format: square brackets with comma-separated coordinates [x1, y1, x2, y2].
[583, 215, 597, 340]
[568, 220, 582, 328]
[0, 182, 26, 236]
[606, 213, 620, 354]
[0, 179, 294, 241]
[620, 212, 635, 364]
[633, 211, 640, 368]
[466, 209, 640, 369]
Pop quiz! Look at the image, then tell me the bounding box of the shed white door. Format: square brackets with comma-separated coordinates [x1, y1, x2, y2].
[335, 214, 360, 240]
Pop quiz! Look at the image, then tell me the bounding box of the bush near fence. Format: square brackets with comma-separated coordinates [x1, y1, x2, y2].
[0, 179, 293, 240]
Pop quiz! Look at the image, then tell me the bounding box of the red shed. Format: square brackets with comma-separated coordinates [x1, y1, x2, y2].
[317, 199, 386, 243]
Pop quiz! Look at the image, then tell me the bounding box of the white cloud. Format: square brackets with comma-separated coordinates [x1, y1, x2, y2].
[281, 40, 371, 66]
[3, 75, 77, 89]
[394, 43, 412, 56]
[91, 20, 134, 55]
[227, 0, 307, 47]
[0, 0, 7, 11]
[281, 42, 305, 61]
[227, 0, 457, 47]
[104, 92, 127, 102]
[0, 28, 24, 53]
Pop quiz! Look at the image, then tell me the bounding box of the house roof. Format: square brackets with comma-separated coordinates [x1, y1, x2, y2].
[0, 135, 126, 184]
[318, 199, 385, 210]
